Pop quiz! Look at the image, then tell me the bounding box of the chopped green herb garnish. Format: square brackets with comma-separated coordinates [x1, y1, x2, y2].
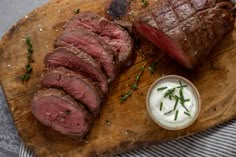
[184, 112, 191, 117]
[164, 88, 176, 98]
[174, 110, 179, 121]
[179, 88, 185, 104]
[177, 80, 188, 89]
[148, 59, 159, 74]
[160, 102, 163, 111]
[120, 90, 133, 103]
[184, 99, 190, 102]
[173, 96, 179, 110]
[74, 8, 80, 14]
[164, 110, 173, 115]
[181, 102, 189, 112]
[179, 88, 189, 112]
[160, 80, 192, 120]
[157, 86, 167, 91]
[177, 85, 188, 88]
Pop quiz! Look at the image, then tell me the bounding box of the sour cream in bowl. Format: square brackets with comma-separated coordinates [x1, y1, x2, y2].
[146, 75, 201, 130]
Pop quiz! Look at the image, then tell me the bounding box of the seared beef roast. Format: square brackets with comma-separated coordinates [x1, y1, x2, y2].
[45, 47, 108, 93]
[64, 11, 134, 67]
[41, 67, 103, 117]
[55, 29, 119, 82]
[32, 88, 93, 137]
[135, 0, 235, 68]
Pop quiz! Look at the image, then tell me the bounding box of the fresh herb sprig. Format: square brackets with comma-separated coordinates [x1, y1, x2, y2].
[120, 63, 146, 103]
[131, 65, 145, 90]
[74, 8, 80, 14]
[20, 36, 34, 82]
[141, 0, 149, 7]
[149, 59, 159, 74]
[120, 90, 133, 103]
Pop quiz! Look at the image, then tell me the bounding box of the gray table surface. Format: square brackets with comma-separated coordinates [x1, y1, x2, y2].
[0, 1, 236, 157]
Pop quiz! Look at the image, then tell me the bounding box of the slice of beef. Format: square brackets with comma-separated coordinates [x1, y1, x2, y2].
[64, 11, 134, 67]
[134, 0, 235, 68]
[41, 67, 103, 117]
[55, 29, 118, 82]
[32, 88, 93, 137]
[45, 47, 108, 93]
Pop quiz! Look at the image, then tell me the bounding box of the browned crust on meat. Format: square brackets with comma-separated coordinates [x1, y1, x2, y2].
[135, 0, 235, 67]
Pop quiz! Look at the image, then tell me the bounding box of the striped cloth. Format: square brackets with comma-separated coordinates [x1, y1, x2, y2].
[20, 118, 236, 157]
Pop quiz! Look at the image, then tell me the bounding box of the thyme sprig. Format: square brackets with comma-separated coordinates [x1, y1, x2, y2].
[120, 63, 146, 103]
[120, 90, 133, 103]
[74, 8, 80, 14]
[149, 59, 159, 74]
[141, 0, 149, 7]
[131, 65, 145, 90]
[20, 36, 34, 82]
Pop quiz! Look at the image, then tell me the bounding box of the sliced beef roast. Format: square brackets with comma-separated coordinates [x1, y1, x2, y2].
[55, 29, 119, 82]
[45, 47, 108, 93]
[64, 11, 134, 67]
[134, 0, 235, 68]
[41, 67, 103, 117]
[32, 88, 93, 137]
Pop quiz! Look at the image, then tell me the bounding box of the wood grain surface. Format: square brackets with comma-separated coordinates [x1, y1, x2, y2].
[0, 0, 235, 156]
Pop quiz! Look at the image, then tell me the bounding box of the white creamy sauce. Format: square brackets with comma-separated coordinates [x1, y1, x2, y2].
[148, 78, 198, 129]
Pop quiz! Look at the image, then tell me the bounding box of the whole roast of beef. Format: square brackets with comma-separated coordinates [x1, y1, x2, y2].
[32, 0, 235, 139]
[134, 0, 235, 68]
[32, 11, 134, 138]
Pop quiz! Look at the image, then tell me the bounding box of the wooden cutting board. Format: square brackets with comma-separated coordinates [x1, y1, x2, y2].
[0, 0, 235, 156]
